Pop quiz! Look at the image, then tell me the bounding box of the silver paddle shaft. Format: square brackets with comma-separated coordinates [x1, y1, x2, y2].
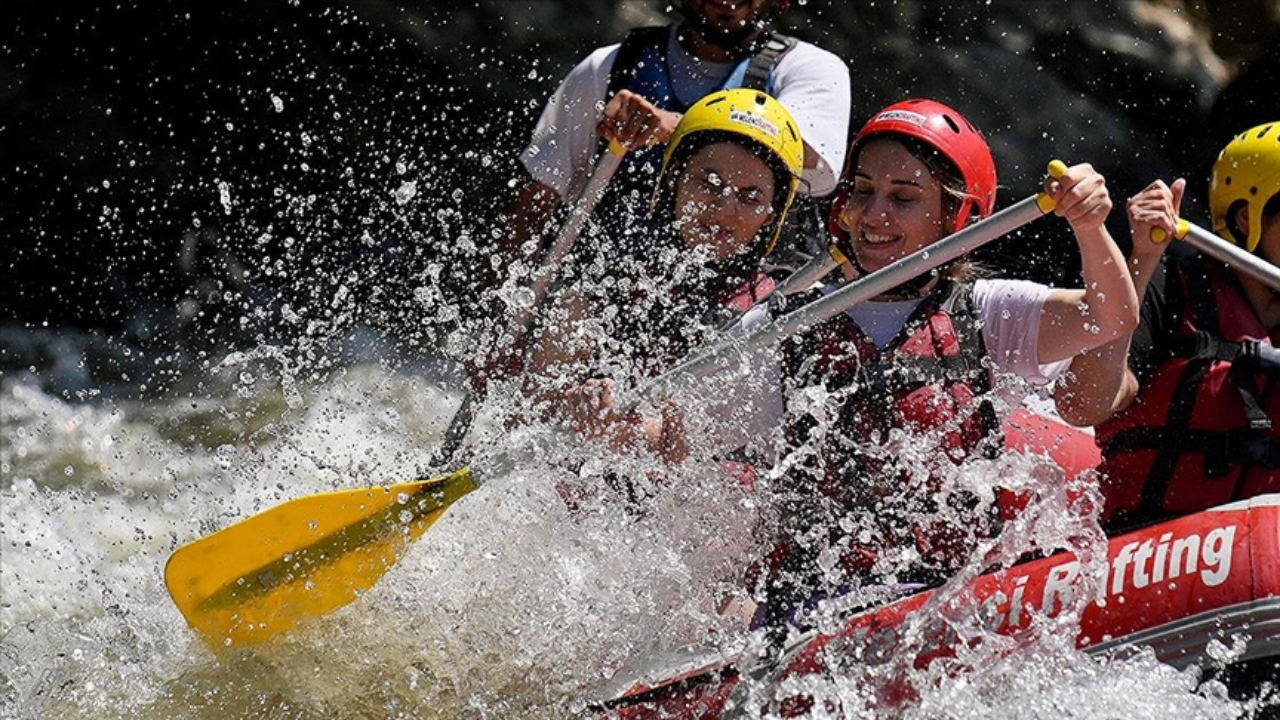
[638, 190, 1057, 403]
[1176, 220, 1280, 292]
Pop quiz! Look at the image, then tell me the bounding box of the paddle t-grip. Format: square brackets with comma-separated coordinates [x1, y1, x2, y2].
[1034, 159, 1068, 213]
[1150, 218, 1191, 243]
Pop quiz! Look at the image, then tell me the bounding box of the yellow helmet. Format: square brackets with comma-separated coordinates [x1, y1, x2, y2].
[651, 88, 804, 256]
[1209, 121, 1280, 252]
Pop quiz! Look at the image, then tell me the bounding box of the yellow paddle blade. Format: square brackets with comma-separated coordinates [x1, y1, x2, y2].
[164, 468, 476, 649]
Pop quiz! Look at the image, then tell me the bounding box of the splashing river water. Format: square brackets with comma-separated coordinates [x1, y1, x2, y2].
[0, 324, 1265, 719]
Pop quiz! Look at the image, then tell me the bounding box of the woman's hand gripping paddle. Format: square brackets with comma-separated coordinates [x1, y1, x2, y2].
[164, 161, 1066, 649]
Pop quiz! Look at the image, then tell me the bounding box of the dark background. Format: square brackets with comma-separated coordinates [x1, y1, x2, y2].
[3, 0, 1277, 349]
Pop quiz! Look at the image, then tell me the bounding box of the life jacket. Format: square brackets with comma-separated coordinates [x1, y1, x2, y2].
[761, 280, 1001, 621]
[592, 26, 798, 252]
[1095, 254, 1280, 533]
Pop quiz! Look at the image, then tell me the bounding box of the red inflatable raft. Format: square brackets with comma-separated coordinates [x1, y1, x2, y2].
[599, 412, 1280, 718]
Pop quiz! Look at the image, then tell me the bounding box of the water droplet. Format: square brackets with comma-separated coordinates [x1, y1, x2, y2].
[217, 181, 232, 215]
[512, 286, 536, 309]
[393, 181, 418, 205]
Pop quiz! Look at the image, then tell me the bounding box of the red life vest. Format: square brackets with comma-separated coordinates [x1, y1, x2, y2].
[1095, 256, 1280, 532]
[770, 281, 1000, 591]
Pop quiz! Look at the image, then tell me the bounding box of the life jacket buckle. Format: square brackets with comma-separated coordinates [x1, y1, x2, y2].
[1244, 338, 1280, 372]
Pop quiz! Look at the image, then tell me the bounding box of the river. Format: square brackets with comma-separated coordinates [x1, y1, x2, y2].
[1, 313, 1267, 718]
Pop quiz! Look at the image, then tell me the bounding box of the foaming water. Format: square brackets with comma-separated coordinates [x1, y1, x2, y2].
[0, 337, 758, 717]
[1, 335, 1267, 718]
[730, 446, 1257, 719]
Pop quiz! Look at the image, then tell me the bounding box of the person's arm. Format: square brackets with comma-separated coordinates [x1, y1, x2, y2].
[558, 379, 689, 461]
[495, 46, 617, 276]
[520, 286, 688, 459]
[1033, 163, 1139, 365]
[1053, 179, 1184, 427]
[771, 43, 852, 197]
[489, 175, 563, 284]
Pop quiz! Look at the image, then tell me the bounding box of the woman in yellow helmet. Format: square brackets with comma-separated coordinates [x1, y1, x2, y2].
[522, 88, 803, 457]
[1057, 121, 1280, 533]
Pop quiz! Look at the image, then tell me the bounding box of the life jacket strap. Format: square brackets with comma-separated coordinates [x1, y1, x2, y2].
[1175, 331, 1278, 432]
[1105, 426, 1280, 476]
[741, 32, 798, 92]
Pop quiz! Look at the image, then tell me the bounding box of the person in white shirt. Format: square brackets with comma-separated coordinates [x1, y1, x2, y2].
[498, 0, 850, 281]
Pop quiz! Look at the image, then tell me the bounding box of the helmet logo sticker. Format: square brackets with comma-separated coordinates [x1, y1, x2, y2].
[876, 110, 928, 127]
[729, 109, 779, 138]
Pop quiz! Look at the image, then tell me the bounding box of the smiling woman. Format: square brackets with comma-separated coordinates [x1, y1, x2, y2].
[740, 98, 1143, 631]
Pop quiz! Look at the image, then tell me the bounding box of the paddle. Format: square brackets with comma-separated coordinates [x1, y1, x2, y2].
[163, 255, 834, 651]
[164, 161, 1066, 648]
[1152, 218, 1280, 291]
[164, 468, 475, 648]
[635, 161, 1067, 403]
[432, 140, 628, 468]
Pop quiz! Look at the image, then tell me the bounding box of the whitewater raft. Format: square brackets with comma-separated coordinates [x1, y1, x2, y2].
[600, 412, 1280, 718]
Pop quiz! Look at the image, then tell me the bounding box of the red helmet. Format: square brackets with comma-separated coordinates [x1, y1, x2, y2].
[830, 99, 998, 239]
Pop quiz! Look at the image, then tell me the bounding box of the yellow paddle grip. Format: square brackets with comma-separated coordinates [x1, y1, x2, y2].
[1035, 159, 1069, 213]
[1150, 218, 1190, 243]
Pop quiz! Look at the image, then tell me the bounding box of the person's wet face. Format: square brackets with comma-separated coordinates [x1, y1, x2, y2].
[674, 142, 776, 260]
[835, 138, 949, 275]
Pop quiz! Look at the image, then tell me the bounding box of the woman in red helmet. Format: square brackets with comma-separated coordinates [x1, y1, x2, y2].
[749, 98, 1140, 629]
